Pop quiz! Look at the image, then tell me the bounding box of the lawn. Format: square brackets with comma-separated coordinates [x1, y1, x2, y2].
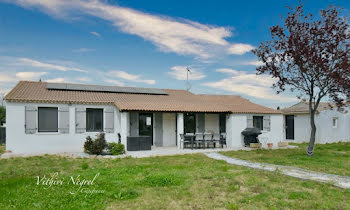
[222, 142, 350, 176]
[0, 144, 5, 155]
[1, 152, 350, 209]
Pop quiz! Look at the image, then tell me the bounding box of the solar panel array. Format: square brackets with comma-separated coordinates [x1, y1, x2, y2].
[46, 83, 168, 95]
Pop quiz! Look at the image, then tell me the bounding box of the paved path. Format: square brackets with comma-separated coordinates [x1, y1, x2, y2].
[205, 152, 350, 189]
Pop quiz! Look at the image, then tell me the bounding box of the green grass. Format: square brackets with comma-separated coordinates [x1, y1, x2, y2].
[0, 144, 5, 155]
[222, 142, 350, 176]
[1, 153, 350, 209]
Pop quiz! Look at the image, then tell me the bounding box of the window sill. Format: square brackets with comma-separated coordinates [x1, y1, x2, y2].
[36, 132, 60, 135]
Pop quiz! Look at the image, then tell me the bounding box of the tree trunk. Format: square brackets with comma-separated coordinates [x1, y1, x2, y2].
[307, 109, 317, 156]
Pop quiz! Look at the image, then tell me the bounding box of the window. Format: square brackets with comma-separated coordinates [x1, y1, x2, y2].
[86, 108, 103, 132]
[253, 116, 264, 130]
[219, 113, 226, 133]
[332, 118, 338, 128]
[38, 107, 58, 132]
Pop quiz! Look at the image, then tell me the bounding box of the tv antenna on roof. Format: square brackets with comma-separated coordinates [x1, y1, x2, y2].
[186, 67, 191, 91]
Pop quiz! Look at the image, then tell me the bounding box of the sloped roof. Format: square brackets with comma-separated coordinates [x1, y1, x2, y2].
[281, 101, 335, 114]
[5, 81, 281, 114]
[198, 94, 280, 114]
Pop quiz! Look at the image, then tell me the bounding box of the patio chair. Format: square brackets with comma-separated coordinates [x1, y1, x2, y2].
[212, 133, 220, 148]
[180, 134, 191, 149]
[203, 133, 213, 148]
[220, 133, 227, 148]
[195, 133, 204, 149]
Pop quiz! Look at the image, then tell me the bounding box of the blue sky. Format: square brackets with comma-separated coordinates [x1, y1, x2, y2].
[0, 0, 349, 108]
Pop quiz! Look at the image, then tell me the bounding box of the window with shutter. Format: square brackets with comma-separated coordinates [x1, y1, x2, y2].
[59, 106, 69, 134]
[86, 108, 103, 132]
[38, 107, 58, 132]
[253, 116, 263, 130]
[25, 106, 37, 134]
[75, 107, 86, 133]
[104, 108, 114, 133]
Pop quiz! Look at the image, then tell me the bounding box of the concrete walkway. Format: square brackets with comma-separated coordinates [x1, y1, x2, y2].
[205, 152, 350, 189]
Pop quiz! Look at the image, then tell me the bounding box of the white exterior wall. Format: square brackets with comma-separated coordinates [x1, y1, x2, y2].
[6, 102, 122, 154]
[259, 114, 284, 145]
[227, 114, 284, 148]
[204, 114, 219, 133]
[317, 108, 350, 143]
[176, 113, 184, 149]
[162, 113, 177, 146]
[292, 114, 311, 142]
[290, 107, 350, 143]
[120, 112, 129, 147]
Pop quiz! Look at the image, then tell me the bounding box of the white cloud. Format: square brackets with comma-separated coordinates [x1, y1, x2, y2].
[46, 78, 66, 83]
[7, 0, 254, 58]
[15, 72, 47, 80]
[203, 68, 296, 102]
[0, 73, 16, 83]
[244, 60, 264, 66]
[15, 58, 87, 72]
[216, 68, 242, 75]
[104, 79, 125, 86]
[90, 31, 101, 37]
[168, 66, 206, 80]
[228, 43, 254, 55]
[72, 48, 95, 53]
[109, 71, 155, 85]
[76, 77, 91, 82]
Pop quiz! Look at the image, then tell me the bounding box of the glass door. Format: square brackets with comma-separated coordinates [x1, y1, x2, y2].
[184, 113, 196, 134]
[139, 113, 153, 144]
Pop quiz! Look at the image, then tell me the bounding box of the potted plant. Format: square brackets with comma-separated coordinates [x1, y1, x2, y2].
[267, 143, 273, 149]
[250, 143, 262, 149]
[278, 142, 288, 147]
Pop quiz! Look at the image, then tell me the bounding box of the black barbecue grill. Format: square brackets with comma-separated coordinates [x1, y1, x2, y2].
[241, 128, 262, 147]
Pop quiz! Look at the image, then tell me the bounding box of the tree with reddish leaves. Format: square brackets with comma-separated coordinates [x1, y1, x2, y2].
[253, 3, 350, 156]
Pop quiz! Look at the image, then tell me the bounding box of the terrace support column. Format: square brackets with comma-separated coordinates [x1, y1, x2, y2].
[176, 113, 184, 149]
[120, 112, 129, 150]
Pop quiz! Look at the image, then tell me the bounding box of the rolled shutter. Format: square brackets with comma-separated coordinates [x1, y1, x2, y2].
[59, 106, 69, 134]
[104, 107, 114, 133]
[25, 106, 37, 134]
[263, 115, 271, 131]
[247, 115, 253, 128]
[75, 107, 86, 134]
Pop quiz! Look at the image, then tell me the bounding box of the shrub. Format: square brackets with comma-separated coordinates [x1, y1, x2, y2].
[109, 142, 125, 155]
[83, 136, 94, 154]
[83, 133, 108, 155]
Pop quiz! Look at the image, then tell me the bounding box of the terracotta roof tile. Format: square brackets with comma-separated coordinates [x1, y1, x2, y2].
[5, 81, 281, 114]
[281, 101, 336, 114]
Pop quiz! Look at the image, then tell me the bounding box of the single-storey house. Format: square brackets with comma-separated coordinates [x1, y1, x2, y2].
[282, 101, 350, 143]
[4, 81, 284, 154]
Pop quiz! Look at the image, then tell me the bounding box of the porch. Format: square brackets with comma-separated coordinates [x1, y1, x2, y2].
[120, 111, 228, 151]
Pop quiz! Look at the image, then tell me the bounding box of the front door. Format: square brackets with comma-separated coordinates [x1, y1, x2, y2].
[139, 113, 153, 144]
[285, 115, 294, 140]
[184, 113, 196, 134]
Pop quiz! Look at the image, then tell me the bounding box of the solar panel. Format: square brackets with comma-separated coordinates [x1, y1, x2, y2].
[46, 83, 168, 95]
